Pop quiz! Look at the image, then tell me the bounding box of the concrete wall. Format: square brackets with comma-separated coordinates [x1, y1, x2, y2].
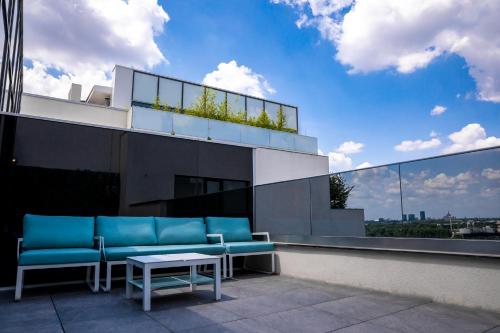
[21, 93, 127, 128]
[276, 245, 500, 312]
[253, 148, 328, 185]
[111, 65, 133, 110]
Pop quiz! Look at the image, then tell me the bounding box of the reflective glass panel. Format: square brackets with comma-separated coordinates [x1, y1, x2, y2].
[183, 83, 204, 111]
[159, 78, 182, 109]
[283, 106, 298, 131]
[133, 72, 158, 104]
[264, 101, 280, 123]
[247, 97, 264, 119]
[227, 93, 245, 116]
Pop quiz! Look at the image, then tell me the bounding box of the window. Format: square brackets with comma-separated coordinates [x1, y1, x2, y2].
[133, 72, 158, 104]
[175, 176, 249, 199]
[159, 78, 182, 109]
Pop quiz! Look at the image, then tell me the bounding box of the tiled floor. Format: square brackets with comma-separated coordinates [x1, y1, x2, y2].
[0, 273, 499, 333]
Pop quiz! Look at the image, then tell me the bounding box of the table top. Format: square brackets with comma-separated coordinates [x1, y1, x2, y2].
[126, 253, 219, 264]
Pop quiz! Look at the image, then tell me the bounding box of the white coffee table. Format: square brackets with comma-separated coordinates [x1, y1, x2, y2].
[125, 253, 221, 311]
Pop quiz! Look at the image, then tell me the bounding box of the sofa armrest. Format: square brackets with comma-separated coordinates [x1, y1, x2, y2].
[252, 232, 270, 242]
[17, 238, 23, 261]
[207, 233, 224, 245]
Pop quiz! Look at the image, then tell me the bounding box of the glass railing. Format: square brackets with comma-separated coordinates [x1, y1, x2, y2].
[131, 106, 318, 154]
[131, 70, 299, 133]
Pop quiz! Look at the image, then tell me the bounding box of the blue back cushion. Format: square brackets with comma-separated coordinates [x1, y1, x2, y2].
[23, 214, 95, 250]
[155, 217, 207, 245]
[96, 216, 157, 247]
[205, 217, 252, 243]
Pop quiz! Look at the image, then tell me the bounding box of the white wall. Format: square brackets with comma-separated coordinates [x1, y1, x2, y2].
[253, 148, 328, 185]
[21, 93, 128, 128]
[111, 65, 133, 109]
[276, 245, 500, 312]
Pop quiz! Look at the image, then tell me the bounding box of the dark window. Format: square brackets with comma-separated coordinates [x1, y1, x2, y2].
[174, 176, 248, 199]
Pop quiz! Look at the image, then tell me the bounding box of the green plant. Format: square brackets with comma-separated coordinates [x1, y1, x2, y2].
[152, 96, 161, 110]
[255, 110, 274, 129]
[276, 105, 287, 130]
[329, 174, 354, 209]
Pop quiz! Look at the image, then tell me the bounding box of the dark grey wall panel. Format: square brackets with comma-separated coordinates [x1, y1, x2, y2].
[255, 178, 311, 235]
[197, 141, 253, 180]
[14, 118, 121, 173]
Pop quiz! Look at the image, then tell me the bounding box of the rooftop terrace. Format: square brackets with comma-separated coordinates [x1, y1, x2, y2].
[2, 273, 499, 333]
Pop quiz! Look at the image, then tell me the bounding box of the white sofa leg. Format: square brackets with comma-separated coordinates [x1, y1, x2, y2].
[94, 263, 100, 292]
[105, 262, 112, 292]
[229, 255, 233, 278]
[222, 255, 227, 279]
[15, 266, 24, 301]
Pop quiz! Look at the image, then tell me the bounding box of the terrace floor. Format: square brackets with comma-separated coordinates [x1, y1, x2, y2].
[0, 273, 499, 333]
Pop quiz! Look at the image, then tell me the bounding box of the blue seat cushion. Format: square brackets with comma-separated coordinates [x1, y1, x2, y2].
[96, 216, 157, 247]
[155, 217, 207, 245]
[224, 241, 275, 254]
[23, 214, 95, 250]
[19, 248, 100, 266]
[205, 217, 252, 243]
[104, 244, 225, 261]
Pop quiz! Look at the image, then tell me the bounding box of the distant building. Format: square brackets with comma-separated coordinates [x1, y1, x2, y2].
[402, 214, 407, 221]
[408, 214, 416, 221]
[420, 211, 426, 220]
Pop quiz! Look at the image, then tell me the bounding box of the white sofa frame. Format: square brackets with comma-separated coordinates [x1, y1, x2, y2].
[227, 232, 275, 278]
[15, 236, 101, 301]
[101, 233, 227, 292]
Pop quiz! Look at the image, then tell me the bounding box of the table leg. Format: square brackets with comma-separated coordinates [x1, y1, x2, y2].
[143, 266, 151, 311]
[190, 265, 197, 291]
[125, 263, 133, 299]
[214, 260, 221, 300]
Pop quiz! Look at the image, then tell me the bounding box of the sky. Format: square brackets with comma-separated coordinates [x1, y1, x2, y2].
[22, 0, 500, 172]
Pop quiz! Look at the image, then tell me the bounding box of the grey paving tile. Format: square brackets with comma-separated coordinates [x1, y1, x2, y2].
[215, 293, 301, 317]
[313, 292, 425, 322]
[0, 323, 63, 333]
[370, 303, 500, 333]
[334, 322, 402, 333]
[56, 300, 142, 324]
[64, 313, 171, 333]
[273, 287, 339, 306]
[485, 326, 500, 333]
[417, 303, 500, 326]
[52, 289, 125, 308]
[0, 296, 60, 329]
[222, 318, 282, 333]
[255, 306, 356, 333]
[149, 302, 243, 331]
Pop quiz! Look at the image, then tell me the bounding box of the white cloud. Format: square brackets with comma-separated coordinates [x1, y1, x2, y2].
[356, 162, 372, 169]
[202, 60, 276, 98]
[430, 105, 446, 116]
[443, 123, 500, 153]
[335, 140, 364, 154]
[481, 168, 500, 181]
[328, 152, 352, 172]
[24, 0, 169, 99]
[394, 138, 441, 152]
[274, 0, 500, 103]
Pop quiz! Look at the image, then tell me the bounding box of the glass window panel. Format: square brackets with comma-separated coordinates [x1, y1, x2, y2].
[283, 106, 298, 131]
[207, 88, 226, 106]
[183, 83, 204, 111]
[247, 97, 264, 120]
[174, 176, 204, 198]
[133, 72, 158, 104]
[339, 165, 402, 235]
[400, 147, 500, 239]
[158, 78, 182, 109]
[264, 101, 280, 123]
[227, 93, 245, 115]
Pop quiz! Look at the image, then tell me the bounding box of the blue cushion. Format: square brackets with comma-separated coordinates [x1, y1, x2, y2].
[205, 217, 252, 243]
[225, 241, 275, 254]
[104, 244, 225, 261]
[19, 248, 100, 266]
[23, 214, 95, 250]
[155, 217, 207, 245]
[96, 216, 157, 247]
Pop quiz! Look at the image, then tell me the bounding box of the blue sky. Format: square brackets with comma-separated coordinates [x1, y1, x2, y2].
[23, 0, 500, 171]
